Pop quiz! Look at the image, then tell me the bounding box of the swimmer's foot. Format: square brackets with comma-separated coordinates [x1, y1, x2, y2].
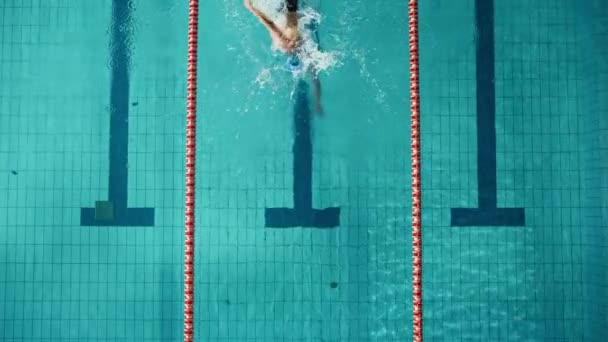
[314, 102, 324, 116]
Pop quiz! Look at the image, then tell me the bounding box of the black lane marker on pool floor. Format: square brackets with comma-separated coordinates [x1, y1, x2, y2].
[265, 81, 340, 228]
[81, 0, 154, 226]
[450, 0, 525, 226]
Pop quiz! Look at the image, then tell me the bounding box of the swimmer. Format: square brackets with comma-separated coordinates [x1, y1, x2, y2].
[244, 0, 301, 52]
[245, 0, 324, 114]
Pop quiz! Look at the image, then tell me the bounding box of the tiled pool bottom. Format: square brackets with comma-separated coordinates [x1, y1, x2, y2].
[1, 0, 607, 341]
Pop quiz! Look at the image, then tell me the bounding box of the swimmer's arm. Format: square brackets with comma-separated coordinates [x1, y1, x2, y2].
[244, 0, 286, 38]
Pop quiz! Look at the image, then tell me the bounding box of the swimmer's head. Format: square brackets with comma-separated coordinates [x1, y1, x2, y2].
[283, 26, 298, 39]
[280, 26, 300, 51]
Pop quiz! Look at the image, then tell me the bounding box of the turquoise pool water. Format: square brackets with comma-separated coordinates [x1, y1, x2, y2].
[1, 0, 606, 341]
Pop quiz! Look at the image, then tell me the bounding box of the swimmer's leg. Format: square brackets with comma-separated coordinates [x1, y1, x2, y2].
[312, 69, 323, 115]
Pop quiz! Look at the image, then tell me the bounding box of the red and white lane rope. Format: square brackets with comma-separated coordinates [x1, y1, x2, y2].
[184, 0, 199, 341]
[408, 0, 423, 341]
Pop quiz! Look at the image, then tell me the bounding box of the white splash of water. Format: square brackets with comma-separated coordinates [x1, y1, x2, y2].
[293, 7, 341, 75]
[255, 67, 273, 88]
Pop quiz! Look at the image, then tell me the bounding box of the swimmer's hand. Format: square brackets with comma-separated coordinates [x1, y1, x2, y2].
[244, 0, 253, 11]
